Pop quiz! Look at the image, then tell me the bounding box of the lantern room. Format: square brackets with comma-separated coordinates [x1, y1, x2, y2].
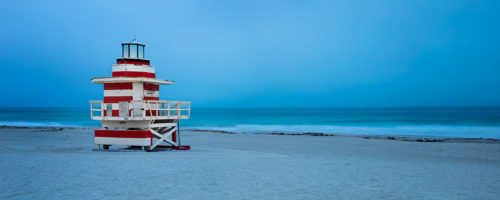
[118, 40, 150, 65]
[122, 40, 145, 59]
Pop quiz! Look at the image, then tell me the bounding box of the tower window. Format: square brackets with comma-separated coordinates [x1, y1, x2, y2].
[138, 45, 144, 59]
[129, 44, 138, 58]
[122, 44, 129, 57]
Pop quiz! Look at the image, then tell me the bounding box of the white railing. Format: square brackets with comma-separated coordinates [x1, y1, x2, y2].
[90, 100, 190, 120]
[90, 100, 105, 119]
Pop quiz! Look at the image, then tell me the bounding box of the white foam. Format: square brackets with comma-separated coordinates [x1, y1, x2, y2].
[185, 124, 500, 139]
[0, 121, 74, 127]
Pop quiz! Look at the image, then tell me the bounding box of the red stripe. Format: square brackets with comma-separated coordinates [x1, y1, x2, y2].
[143, 83, 159, 91]
[95, 130, 152, 138]
[104, 110, 132, 117]
[112, 71, 155, 78]
[172, 130, 177, 142]
[117, 59, 150, 65]
[144, 96, 159, 101]
[145, 110, 158, 116]
[104, 83, 133, 90]
[103, 110, 159, 117]
[155, 145, 191, 150]
[174, 146, 190, 150]
[103, 96, 133, 103]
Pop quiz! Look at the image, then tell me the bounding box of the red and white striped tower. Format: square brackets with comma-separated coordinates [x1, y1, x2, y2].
[90, 40, 191, 151]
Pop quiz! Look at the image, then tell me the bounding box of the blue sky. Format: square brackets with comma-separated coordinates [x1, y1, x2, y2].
[1, 0, 499, 108]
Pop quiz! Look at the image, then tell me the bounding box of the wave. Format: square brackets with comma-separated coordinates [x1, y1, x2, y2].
[3, 120, 500, 139]
[0, 121, 82, 127]
[184, 124, 500, 139]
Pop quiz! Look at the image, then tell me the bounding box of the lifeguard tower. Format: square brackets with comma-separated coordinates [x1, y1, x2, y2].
[90, 40, 191, 151]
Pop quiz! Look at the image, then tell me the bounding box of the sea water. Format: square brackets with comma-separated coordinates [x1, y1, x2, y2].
[1, 107, 500, 139]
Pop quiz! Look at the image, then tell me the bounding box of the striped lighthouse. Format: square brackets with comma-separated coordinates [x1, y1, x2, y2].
[90, 40, 191, 151]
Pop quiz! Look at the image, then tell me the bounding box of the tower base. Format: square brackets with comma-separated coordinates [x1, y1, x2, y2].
[94, 128, 188, 151]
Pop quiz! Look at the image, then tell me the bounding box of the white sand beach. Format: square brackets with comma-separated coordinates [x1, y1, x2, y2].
[1, 127, 499, 199]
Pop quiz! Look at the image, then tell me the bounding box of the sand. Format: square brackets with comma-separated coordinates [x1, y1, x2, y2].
[0, 127, 499, 199]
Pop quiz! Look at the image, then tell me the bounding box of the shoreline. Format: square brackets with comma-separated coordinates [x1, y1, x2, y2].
[187, 129, 500, 143]
[2, 125, 499, 143]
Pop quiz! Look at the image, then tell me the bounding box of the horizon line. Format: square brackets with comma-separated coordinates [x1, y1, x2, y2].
[1, 105, 500, 109]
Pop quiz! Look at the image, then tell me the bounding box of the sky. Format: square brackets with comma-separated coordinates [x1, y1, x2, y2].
[0, 0, 499, 108]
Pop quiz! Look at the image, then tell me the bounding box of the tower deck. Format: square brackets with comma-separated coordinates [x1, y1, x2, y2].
[90, 100, 190, 121]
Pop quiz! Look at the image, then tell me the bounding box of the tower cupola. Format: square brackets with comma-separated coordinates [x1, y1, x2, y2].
[118, 39, 149, 65]
[122, 40, 145, 59]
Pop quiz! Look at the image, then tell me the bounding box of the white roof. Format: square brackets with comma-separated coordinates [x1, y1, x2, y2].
[92, 77, 174, 85]
[122, 39, 145, 46]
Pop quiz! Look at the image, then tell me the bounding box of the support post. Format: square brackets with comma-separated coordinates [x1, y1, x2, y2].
[177, 120, 181, 146]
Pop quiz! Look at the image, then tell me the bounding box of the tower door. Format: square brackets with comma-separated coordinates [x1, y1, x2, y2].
[132, 83, 144, 117]
[132, 83, 144, 100]
[132, 101, 143, 117]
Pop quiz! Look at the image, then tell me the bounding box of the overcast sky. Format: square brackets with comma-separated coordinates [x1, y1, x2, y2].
[1, 0, 499, 108]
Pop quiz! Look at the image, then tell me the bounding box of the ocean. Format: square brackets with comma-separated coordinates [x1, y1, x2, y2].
[1, 107, 500, 139]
